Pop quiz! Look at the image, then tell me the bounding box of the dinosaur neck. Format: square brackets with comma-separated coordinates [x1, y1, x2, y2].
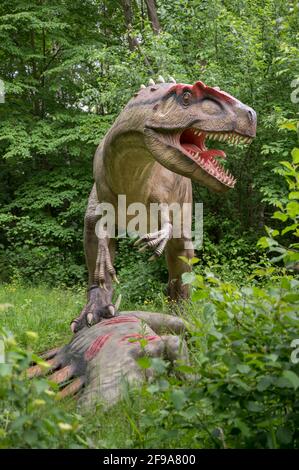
[103, 130, 156, 199]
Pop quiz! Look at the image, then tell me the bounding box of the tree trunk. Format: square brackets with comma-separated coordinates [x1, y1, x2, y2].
[145, 0, 161, 34]
[120, 0, 139, 51]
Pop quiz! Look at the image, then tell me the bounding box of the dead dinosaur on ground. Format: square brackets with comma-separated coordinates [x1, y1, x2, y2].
[28, 311, 188, 409]
[71, 77, 257, 333]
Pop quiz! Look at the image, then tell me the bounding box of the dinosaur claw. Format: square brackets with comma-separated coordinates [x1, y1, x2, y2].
[113, 274, 120, 284]
[149, 254, 157, 261]
[70, 319, 79, 333]
[87, 313, 93, 326]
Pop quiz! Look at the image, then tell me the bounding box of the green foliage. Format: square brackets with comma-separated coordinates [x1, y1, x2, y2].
[122, 271, 299, 449]
[0, 328, 81, 448]
[0, 282, 84, 350]
[257, 128, 299, 270]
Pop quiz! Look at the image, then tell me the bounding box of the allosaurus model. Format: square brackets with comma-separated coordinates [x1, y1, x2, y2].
[71, 77, 256, 332]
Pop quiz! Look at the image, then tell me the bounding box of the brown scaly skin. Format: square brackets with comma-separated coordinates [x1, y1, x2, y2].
[28, 311, 188, 408]
[72, 78, 257, 332]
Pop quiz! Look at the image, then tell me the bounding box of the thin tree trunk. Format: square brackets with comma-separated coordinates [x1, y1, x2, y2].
[144, 0, 161, 34]
[120, 0, 139, 51]
[120, 0, 154, 73]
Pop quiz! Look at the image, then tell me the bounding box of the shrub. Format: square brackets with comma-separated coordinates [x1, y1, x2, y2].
[0, 327, 81, 448]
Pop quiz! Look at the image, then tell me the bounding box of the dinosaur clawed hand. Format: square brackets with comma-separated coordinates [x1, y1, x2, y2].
[134, 222, 173, 260]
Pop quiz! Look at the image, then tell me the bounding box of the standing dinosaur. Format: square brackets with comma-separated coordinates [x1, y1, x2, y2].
[71, 77, 256, 333]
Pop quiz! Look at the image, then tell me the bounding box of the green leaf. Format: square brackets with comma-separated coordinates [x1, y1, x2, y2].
[276, 427, 293, 445]
[289, 192, 299, 200]
[246, 401, 263, 412]
[286, 201, 299, 218]
[137, 356, 151, 369]
[181, 272, 196, 285]
[280, 122, 297, 131]
[257, 376, 273, 392]
[170, 389, 187, 410]
[281, 224, 298, 235]
[282, 370, 299, 390]
[272, 211, 288, 222]
[291, 148, 299, 164]
[237, 364, 251, 374]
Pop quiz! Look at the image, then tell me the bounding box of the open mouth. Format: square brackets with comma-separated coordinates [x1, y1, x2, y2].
[178, 128, 253, 188]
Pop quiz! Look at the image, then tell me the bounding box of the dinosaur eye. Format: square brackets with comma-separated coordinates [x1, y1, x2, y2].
[182, 90, 192, 105]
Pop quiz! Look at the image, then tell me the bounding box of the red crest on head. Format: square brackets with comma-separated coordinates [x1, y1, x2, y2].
[167, 80, 237, 104]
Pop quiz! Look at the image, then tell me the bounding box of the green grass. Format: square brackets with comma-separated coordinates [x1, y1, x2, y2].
[0, 280, 168, 352]
[0, 282, 86, 351]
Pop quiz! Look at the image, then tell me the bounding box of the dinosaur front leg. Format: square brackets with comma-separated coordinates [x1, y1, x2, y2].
[134, 221, 173, 260]
[165, 238, 194, 300]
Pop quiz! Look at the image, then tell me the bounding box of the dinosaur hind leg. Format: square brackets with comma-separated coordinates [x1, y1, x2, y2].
[165, 238, 194, 300]
[71, 185, 118, 333]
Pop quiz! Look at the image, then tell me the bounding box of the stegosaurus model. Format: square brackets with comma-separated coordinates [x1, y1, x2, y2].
[71, 77, 256, 332]
[28, 311, 187, 408]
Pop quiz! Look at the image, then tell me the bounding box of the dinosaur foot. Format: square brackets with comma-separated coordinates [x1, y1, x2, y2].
[70, 287, 122, 333]
[134, 222, 173, 260]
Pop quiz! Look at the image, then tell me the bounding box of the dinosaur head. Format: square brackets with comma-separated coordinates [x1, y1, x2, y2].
[141, 80, 256, 192]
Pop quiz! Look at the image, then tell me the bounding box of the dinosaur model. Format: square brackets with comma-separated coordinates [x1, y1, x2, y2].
[71, 77, 256, 332]
[28, 311, 187, 408]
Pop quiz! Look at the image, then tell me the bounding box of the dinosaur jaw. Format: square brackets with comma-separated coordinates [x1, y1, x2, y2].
[148, 127, 253, 190]
[179, 128, 252, 188]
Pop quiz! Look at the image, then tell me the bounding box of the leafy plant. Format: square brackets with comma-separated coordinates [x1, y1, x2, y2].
[0, 328, 81, 448]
